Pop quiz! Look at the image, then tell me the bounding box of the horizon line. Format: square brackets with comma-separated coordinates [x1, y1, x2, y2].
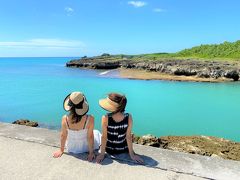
[0, 56, 81, 58]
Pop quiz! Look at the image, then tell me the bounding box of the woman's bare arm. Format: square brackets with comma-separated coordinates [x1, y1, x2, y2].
[126, 114, 144, 164]
[126, 114, 134, 155]
[53, 115, 68, 158]
[96, 115, 108, 163]
[87, 115, 95, 161]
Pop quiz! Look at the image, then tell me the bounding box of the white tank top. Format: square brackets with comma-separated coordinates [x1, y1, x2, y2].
[65, 115, 101, 154]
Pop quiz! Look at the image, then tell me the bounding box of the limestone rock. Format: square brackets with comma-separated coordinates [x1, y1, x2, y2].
[132, 134, 240, 161]
[158, 136, 240, 161]
[66, 56, 240, 81]
[137, 134, 160, 147]
[12, 119, 38, 127]
[224, 70, 239, 81]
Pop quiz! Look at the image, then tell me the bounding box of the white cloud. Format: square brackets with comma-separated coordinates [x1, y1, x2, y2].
[153, 8, 165, 13]
[0, 39, 85, 49]
[128, 1, 147, 8]
[64, 7, 74, 16]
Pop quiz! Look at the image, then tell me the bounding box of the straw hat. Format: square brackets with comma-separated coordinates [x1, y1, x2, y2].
[99, 97, 120, 112]
[63, 92, 89, 116]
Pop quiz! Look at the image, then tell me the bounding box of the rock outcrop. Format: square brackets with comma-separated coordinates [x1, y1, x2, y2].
[66, 56, 240, 81]
[133, 134, 240, 161]
[133, 134, 160, 147]
[12, 119, 39, 127]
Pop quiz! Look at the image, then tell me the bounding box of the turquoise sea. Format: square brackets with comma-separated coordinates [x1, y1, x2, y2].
[0, 57, 240, 142]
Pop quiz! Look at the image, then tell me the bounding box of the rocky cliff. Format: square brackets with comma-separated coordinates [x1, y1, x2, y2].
[66, 55, 240, 81]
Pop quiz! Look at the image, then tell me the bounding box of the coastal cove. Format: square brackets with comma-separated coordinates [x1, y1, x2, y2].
[0, 57, 240, 142]
[66, 55, 240, 82]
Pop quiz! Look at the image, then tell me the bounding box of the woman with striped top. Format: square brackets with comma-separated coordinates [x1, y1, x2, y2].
[96, 93, 144, 164]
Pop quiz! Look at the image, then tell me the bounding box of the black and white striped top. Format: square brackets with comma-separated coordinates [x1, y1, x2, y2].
[106, 113, 129, 154]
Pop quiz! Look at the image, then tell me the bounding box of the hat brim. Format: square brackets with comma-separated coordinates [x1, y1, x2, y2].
[63, 94, 71, 111]
[99, 98, 118, 112]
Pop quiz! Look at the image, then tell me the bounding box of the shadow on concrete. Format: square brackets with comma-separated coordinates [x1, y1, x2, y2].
[66, 151, 113, 165]
[67, 151, 158, 167]
[107, 153, 159, 167]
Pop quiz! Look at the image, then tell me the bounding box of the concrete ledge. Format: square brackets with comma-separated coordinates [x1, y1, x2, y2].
[0, 122, 240, 180]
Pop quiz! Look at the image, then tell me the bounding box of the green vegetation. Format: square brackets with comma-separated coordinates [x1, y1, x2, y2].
[132, 40, 240, 61]
[177, 40, 240, 60]
[92, 40, 240, 61]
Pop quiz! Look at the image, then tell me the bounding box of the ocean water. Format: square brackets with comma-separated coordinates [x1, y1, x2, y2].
[0, 57, 240, 142]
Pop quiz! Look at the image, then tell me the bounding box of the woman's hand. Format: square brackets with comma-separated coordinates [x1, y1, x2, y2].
[130, 153, 144, 164]
[53, 150, 64, 158]
[96, 153, 105, 164]
[87, 152, 95, 162]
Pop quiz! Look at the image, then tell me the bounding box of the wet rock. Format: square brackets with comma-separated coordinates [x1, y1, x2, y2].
[197, 68, 210, 78]
[210, 70, 222, 79]
[12, 119, 38, 127]
[224, 70, 239, 81]
[94, 62, 120, 69]
[172, 68, 197, 76]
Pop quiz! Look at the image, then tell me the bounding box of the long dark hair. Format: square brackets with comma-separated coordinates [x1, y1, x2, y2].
[108, 93, 127, 113]
[68, 100, 84, 124]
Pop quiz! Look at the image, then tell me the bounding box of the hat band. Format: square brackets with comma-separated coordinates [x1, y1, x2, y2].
[107, 97, 120, 107]
[68, 99, 84, 109]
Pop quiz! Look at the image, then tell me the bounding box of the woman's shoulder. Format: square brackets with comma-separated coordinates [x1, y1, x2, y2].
[124, 112, 130, 115]
[101, 114, 109, 125]
[124, 113, 132, 123]
[61, 114, 68, 121]
[102, 113, 111, 119]
[87, 114, 94, 119]
[87, 114, 94, 123]
[124, 112, 132, 118]
[61, 114, 68, 127]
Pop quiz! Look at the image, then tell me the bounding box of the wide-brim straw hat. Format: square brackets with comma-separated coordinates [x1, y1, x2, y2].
[63, 92, 89, 116]
[99, 97, 120, 112]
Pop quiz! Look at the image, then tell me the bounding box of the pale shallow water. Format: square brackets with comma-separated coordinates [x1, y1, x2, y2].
[0, 57, 240, 141]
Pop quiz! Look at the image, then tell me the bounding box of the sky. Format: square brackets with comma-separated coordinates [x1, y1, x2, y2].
[0, 0, 240, 57]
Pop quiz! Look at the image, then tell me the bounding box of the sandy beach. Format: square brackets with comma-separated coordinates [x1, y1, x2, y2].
[119, 68, 230, 82]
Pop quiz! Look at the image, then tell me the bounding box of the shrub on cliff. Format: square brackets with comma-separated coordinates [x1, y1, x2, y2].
[177, 40, 240, 59]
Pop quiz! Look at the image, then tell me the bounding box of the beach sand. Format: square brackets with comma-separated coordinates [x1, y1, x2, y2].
[119, 68, 231, 83]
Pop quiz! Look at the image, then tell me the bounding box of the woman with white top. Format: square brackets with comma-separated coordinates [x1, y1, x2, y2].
[53, 92, 101, 161]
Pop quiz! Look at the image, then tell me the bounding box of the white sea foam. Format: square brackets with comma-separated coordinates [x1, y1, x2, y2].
[99, 70, 111, 75]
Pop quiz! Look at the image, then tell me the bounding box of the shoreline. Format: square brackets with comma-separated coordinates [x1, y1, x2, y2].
[118, 68, 231, 82]
[71, 66, 233, 83]
[66, 56, 240, 82]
